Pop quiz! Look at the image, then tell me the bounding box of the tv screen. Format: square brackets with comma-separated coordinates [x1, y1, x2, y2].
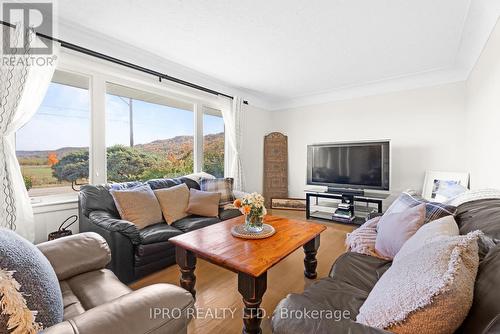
[307, 141, 390, 191]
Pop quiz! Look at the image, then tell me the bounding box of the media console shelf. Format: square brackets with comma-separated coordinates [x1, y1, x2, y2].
[305, 191, 388, 226]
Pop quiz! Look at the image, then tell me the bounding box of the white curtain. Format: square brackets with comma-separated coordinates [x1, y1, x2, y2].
[0, 25, 58, 241]
[219, 96, 245, 191]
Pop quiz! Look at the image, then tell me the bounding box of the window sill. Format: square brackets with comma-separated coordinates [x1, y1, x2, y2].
[31, 193, 78, 208]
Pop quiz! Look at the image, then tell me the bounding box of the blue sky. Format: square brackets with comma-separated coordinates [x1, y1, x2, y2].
[16, 82, 224, 151]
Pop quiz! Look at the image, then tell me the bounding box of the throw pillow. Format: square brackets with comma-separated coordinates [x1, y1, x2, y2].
[200, 177, 235, 206]
[154, 183, 190, 224]
[183, 172, 216, 184]
[186, 188, 221, 217]
[386, 191, 457, 223]
[110, 184, 163, 229]
[375, 203, 426, 259]
[393, 215, 459, 262]
[445, 188, 500, 207]
[345, 216, 380, 257]
[357, 231, 481, 334]
[0, 228, 63, 332]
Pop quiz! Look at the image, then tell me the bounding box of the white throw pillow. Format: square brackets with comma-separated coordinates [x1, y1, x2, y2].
[393, 215, 459, 262]
[357, 231, 481, 334]
[183, 172, 216, 183]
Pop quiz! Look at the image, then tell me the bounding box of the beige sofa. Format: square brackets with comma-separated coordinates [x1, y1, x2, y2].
[38, 232, 194, 334]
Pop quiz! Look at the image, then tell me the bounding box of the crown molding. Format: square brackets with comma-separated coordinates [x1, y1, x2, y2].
[268, 67, 468, 111]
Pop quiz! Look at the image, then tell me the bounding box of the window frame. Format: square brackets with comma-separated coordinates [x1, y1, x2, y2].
[202, 108, 225, 178]
[18, 51, 225, 202]
[15, 70, 92, 199]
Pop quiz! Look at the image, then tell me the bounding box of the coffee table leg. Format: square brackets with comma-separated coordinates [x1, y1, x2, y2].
[303, 235, 320, 279]
[176, 246, 197, 298]
[238, 272, 267, 334]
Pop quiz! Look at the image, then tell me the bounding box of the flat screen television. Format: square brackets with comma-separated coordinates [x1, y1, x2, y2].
[307, 141, 390, 192]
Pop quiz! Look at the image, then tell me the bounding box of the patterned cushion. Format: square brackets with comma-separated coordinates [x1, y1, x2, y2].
[0, 228, 63, 332]
[200, 178, 235, 206]
[345, 217, 380, 257]
[386, 192, 457, 223]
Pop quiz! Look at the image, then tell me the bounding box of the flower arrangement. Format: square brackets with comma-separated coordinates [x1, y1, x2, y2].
[233, 193, 267, 232]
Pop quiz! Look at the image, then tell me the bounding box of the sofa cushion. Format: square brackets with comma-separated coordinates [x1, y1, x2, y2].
[136, 240, 176, 257]
[186, 188, 221, 217]
[459, 244, 500, 334]
[66, 269, 131, 310]
[345, 217, 380, 257]
[200, 177, 235, 206]
[357, 231, 480, 333]
[154, 183, 190, 224]
[219, 208, 242, 221]
[79, 177, 198, 218]
[139, 223, 183, 245]
[60, 281, 85, 320]
[183, 172, 216, 184]
[375, 203, 426, 259]
[146, 176, 200, 191]
[80, 182, 141, 217]
[393, 215, 459, 262]
[329, 252, 392, 293]
[171, 215, 221, 233]
[110, 184, 164, 229]
[272, 278, 390, 334]
[134, 246, 176, 267]
[0, 228, 63, 331]
[386, 191, 457, 223]
[272, 251, 392, 334]
[455, 198, 500, 240]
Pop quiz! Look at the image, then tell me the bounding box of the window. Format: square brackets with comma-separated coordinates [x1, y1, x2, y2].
[15, 71, 90, 197]
[203, 108, 225, 178]
[106, 83, 195, 183]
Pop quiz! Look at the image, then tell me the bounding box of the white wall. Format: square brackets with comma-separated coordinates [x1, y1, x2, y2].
[241, 104, 272, 193]
[465, 19, 500, 189]
[33, 202, 79, 244]
[269, 83, 467, 198]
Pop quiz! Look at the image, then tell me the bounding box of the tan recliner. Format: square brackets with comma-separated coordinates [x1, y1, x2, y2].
[37, 232, 194, 334]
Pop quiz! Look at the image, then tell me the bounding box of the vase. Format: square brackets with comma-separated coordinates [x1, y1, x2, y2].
[244, 215, 264, 233]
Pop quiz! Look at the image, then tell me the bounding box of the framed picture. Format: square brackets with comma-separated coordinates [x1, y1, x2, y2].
[271, 198, 307, 211]
[422, 171, 469, 202]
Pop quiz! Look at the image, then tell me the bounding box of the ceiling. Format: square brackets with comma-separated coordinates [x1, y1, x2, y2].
[55, 0, 500, 109]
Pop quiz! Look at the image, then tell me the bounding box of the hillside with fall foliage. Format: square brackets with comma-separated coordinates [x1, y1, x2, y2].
[18, 132, 225, 188]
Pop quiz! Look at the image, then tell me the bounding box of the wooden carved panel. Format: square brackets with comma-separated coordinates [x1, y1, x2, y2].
[263, 132, 288, 208]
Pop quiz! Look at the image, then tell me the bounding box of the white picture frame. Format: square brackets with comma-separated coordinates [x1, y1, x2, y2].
[422, 171, 470, 202]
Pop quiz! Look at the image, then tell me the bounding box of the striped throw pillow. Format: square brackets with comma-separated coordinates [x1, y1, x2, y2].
[386, 192, 457, 223]
[200, 178, 235, 207]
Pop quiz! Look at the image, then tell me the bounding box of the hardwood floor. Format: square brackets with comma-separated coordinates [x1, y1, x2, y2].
[130, 210, 354, 334]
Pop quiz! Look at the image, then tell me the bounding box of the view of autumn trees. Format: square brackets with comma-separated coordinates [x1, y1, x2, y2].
[18, 133, 224, 191]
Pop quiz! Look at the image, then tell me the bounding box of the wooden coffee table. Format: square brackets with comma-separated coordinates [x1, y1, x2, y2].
[169, 215, 326, 334]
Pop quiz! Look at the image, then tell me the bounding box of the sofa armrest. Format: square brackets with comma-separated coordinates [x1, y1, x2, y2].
[37, 232, 111, 281]
[89, 210, 141, 245]
[43, 284, 194, 334]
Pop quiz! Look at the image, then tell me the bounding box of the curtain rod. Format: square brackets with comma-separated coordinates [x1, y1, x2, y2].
[0, 20, 248, 105]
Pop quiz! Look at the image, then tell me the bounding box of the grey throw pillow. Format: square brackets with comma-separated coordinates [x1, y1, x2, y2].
[0, 228, 63, 332]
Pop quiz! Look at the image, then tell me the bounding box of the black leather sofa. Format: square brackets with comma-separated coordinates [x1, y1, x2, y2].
[271, 198, 500, 333]
[79, 176, 241, 284]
